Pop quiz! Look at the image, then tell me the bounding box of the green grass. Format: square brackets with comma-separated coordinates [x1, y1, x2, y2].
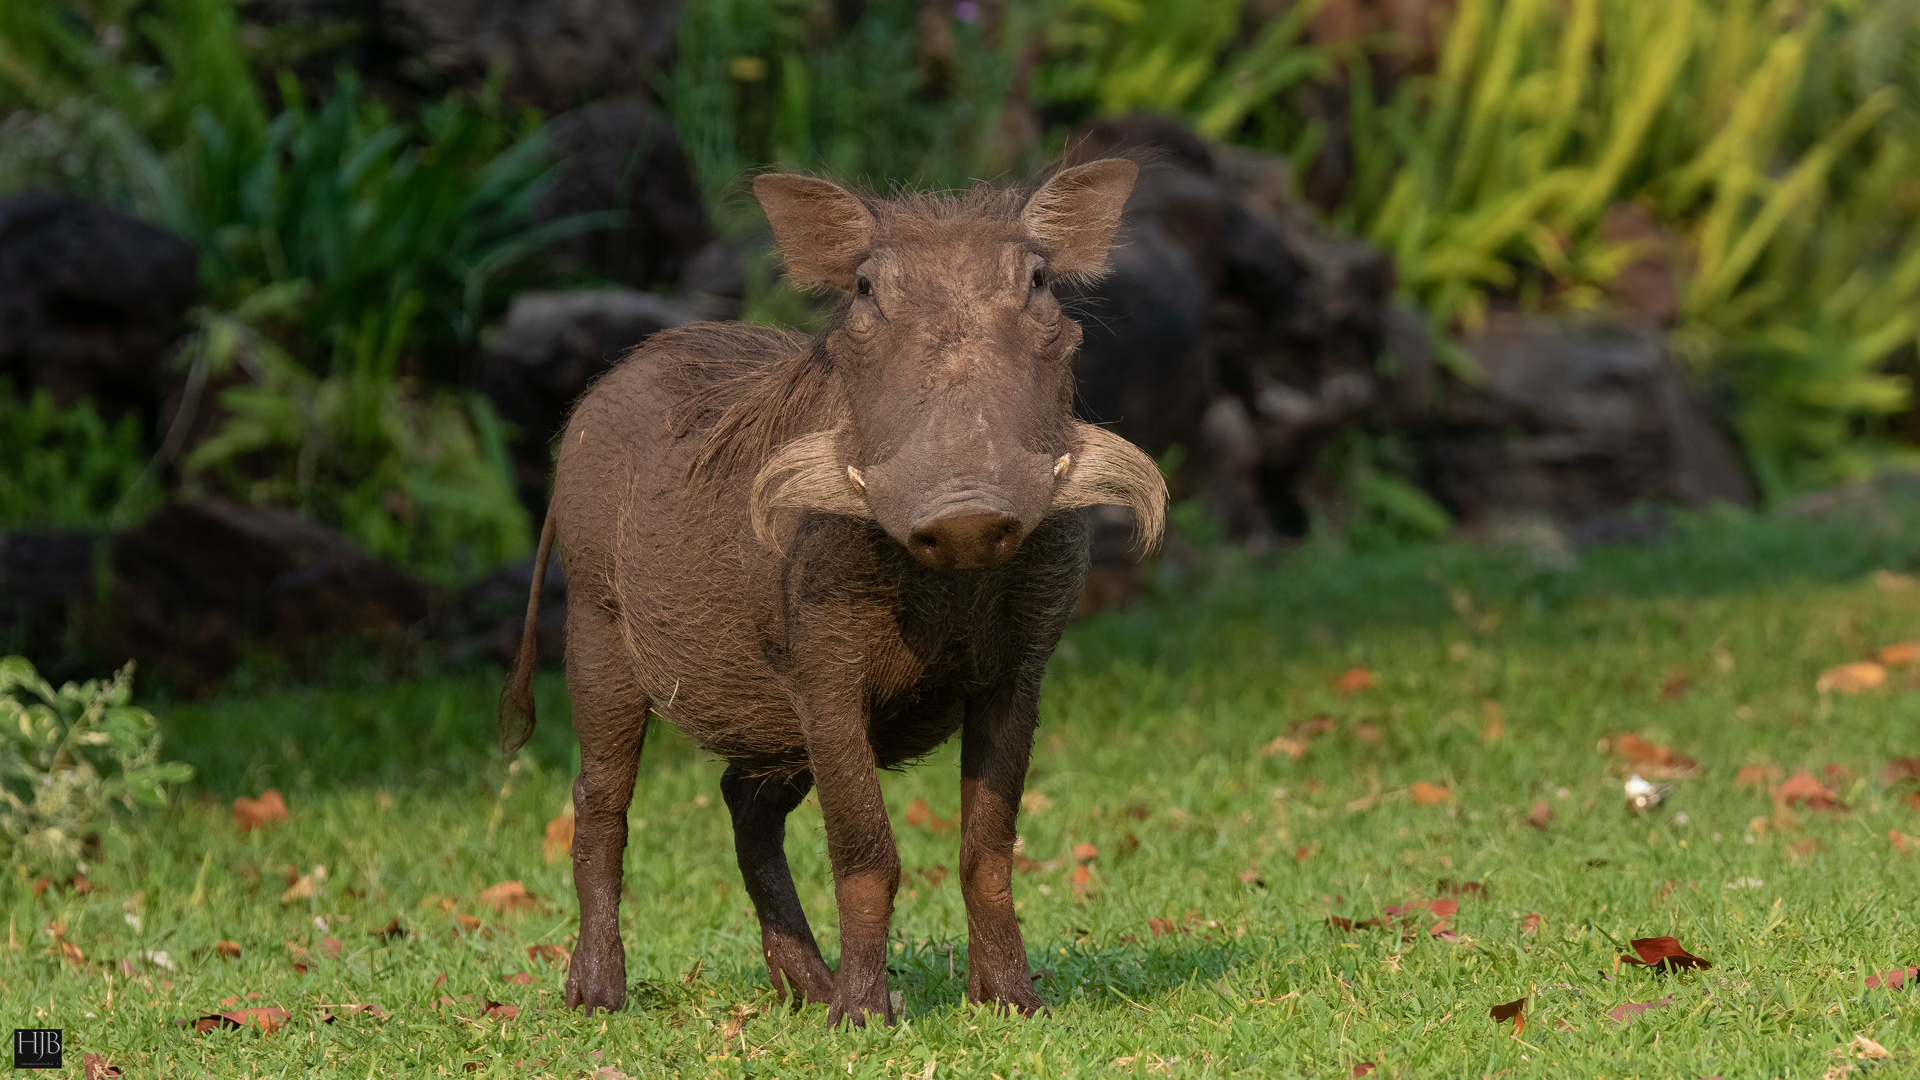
[12, 497, 1920, 1076]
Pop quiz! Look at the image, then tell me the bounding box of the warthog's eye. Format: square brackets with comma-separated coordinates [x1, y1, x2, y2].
[856, 275, 872, 296]
[1030, 267, 1048, 291]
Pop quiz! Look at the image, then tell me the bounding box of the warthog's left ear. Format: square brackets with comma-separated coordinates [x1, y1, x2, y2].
[1022, 158, 1139, 281]
[754, 174, 875, 292]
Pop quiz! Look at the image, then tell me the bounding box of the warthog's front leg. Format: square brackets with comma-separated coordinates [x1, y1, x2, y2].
[721, 764, 835, 1006]
[959, 681, 1044, 1015]
[799, 691, 900, 1027]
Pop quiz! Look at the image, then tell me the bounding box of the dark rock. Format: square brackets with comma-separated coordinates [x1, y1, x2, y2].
[0, 191, 198, 426]
[244, 0, 682, 112]
[538, 96, 737, 298]
[1063, 114, 1394, 547]
[1427, 314, 1754, 527]
[439, 552, 565, 667]
[100, 499, 432, 694]
[0, 529, 105, 679]
[473, 288, 700, 511]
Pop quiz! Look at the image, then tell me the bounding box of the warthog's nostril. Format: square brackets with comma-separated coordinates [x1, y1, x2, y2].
[905, 511, 1022, 571]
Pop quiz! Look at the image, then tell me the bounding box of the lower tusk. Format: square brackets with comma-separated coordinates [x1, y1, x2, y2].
[847, 465, 866, 492]
[1053, 453, 1073, 480]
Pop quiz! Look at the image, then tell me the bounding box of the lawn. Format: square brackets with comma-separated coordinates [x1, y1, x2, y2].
[9, 495, 1920, 1077]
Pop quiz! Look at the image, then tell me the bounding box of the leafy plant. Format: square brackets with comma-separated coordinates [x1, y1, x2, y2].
[178, 297, 531, 584]
[0, 656, 191, 877]
[1315, 0, 1920, 495]
[0, 383, 162, 530]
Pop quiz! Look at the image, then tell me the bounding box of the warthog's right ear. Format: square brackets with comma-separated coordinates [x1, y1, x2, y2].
[754, 174, 875, 292]
[1022, 158, 1138, 282]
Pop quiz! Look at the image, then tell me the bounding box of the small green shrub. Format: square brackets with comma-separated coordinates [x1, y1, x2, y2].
[0, 656, 191, 878]
[178, 299, 531, 583]
[0, 383, 161, 530]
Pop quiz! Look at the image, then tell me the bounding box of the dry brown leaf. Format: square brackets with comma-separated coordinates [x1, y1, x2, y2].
[1333, 668, 1377, 695]
[1891, 829, 1918, 855]
[233, 789, 288, 832]
[1774, 771, 1845, 812]
[215, 940, 241, 958]
[1262, 735, 1306, 760]
[1071, 863, 1093, 899]
[903, 797, 956, 833]
[1736, 764, 1779, 788]
[83, 1052, 123, 1079]
[1527, 801, 1553, 830]
[478, 881, 538, 915]
[528, 944, 570, 965]
[1607, 997, 1672, 1024]
[481, 1001, 519, 1021]
[1608, 733, 1702, 779]
[543, 814, 574, 865]
[1072, 842, 1098, 862]
[1489, 996, 1526, 1033]
[1866, 965, 1918, 989]
[503, 972, 535, 986]
[1520, 913, 1543, 937]
[319, 937, 343, 959]
[1877, 642, 1920, 667]
[1410, 782, 1453, 805]
[370, 917, 404, 942]
[194, 1006, 291, 1034]
[1660, 669, 1691, 700]
[1789, 838, 1821, 860]
[280, 865, 325, 905]
[1350, 1064, 1376, 1078]
[1839, 1036, 1891, 1060]
[1817, 662, 1886, 694]
[719, 1003, 756, 1042]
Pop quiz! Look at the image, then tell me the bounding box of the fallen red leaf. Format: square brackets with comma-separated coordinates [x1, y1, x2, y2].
[1787, 838, 1820, 860]
[317, 1003, 387, 1023]
[482, 1001, 519, 1021]
[1877, 642, 1920, 667]
[903, 797, 956, 833]
[528, 944, 570, 965]
[70, 874, 91, 894]
[1351, 1064, 1376, 1078]
[1262, 735, 1305, 760]
[1071, 863, 1092, 899]
[543, 814, 574, 865]
[478, 881, 538, 915]
[1773, 771, 1844, 812]
[232, 789, 288, 832]
[319, 937, 343, 959]
[1072, 842, 1098, 862]
[503, 972, 535, 986]
[1607, 733, 1701, 779]
[215, 940, 241, 958]
[1866, 966, 1918, 989]
[1520, 913, 1543, 937]
[1410, 782, 1452, 805]
[1527, 801, 1553, 830]
[1383, 898, 1458, 920]
[1883, 757, 1920, 785]
[1607, 996, 1672, 1024]
[1892, 829, 1918, 855]
[1333, 668, 1377, 695]
[194, 1006, 291, 1034]
[1620, 936, 1711, 971]
[1437, 879, 1486, 900]
[83, 1052, 123, 1079]
[1659, 669, 1690, 700]
[1735, 764, 1777, 788]
[371, 917, 404, 941]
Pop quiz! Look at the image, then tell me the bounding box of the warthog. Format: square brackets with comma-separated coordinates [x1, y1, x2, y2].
[499, 159, 1166, 1025]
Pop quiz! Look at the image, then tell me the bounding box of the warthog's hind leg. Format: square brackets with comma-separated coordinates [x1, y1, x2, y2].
[721, 765, 836, 1006]
[563, 609, 650, 1014]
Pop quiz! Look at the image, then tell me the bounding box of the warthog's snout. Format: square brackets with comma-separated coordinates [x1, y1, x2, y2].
[907, 507, 1022, 570]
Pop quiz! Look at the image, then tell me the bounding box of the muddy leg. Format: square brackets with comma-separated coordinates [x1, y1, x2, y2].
[959, 682, 1044, 1014]
[721, 765, 835, 1006]
[562, 611, 650, 1013]
[800, 701, 898, 1027]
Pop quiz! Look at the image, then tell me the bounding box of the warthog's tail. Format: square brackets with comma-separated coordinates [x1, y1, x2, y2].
[498, 510, 557, 756]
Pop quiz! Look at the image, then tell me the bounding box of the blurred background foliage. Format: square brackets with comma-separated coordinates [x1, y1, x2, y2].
[4, 0, 1920, 574]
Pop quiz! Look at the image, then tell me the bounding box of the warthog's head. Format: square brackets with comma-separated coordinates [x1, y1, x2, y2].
[749, 160, 1166, 571]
